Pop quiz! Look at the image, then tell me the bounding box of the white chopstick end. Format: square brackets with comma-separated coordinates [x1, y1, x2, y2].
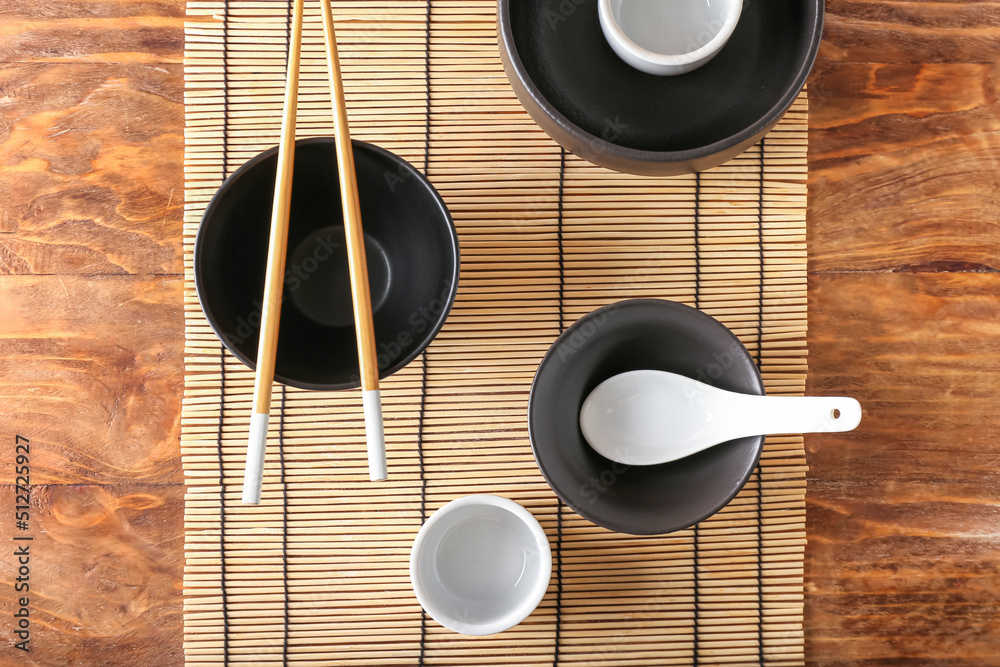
[242, 412, 270, 504]
[363, 389, 387, 481]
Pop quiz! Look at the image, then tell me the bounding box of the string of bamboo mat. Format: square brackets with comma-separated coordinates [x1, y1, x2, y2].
[183, 0, 807, 664]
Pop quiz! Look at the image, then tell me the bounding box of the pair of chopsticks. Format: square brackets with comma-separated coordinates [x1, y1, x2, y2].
[242, 0, 386, 504]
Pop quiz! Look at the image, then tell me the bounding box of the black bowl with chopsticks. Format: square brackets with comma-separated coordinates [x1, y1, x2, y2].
[498, 0, 823, 176]
[195, 137, 459, 391]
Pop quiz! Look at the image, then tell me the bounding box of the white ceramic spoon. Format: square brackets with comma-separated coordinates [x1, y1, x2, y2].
[580, 370, 862, 466]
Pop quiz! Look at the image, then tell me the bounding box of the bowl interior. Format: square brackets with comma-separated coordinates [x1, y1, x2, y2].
[505, 0, 819, 153]
[412, 497, 550, 635]
[195, 138, 458, 390]
[528, 299, 764, 535]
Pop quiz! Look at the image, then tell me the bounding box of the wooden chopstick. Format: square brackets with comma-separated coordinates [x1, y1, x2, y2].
[242, 0, 306, 504]
[320, 0, 387, 481]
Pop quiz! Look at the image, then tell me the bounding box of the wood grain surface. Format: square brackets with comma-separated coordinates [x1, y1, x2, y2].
[0, 0, 185, 662]
[805, 273, 1000, 665]
[0, 484, 184, 665]
[0, 0, 998, 665]
[806, 3, 1000, 664]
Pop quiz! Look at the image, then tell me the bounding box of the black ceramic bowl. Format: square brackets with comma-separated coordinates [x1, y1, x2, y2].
[195, 137, 459, 391]
[498, 0, 823, 176]
[528, 299, 764, 535]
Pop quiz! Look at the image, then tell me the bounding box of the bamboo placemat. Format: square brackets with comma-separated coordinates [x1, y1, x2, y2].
[182, 2, 809, 665]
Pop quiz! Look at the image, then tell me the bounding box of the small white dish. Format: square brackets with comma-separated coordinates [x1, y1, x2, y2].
[410, 494, 551, 636]
[599, 0, 743, 76]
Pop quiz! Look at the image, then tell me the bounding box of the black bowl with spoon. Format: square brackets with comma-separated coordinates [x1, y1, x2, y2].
[528, 298, 765, 535]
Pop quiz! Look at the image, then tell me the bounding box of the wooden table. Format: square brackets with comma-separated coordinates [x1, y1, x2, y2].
[1, 1, 997, 664]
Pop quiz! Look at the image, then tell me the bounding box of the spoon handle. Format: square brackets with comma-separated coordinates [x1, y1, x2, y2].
[727, 394, 863, 438]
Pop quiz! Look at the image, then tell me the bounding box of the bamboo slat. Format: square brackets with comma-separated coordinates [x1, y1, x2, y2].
[183, 1, 809, 665]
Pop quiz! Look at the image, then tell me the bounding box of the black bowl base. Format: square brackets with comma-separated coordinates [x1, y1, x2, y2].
[286, 226, 392, 329]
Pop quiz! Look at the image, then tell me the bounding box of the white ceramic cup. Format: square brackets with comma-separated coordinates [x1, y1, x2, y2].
[410, 494, 552, 636]
[599, 0, 743, 76]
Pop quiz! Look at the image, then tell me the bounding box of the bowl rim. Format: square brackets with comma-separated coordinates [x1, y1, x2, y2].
[527, 298, 765, 535]
[193, 136, 460, 391]
[498, 0, 824, 164]
[409, 494, 553, 636]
